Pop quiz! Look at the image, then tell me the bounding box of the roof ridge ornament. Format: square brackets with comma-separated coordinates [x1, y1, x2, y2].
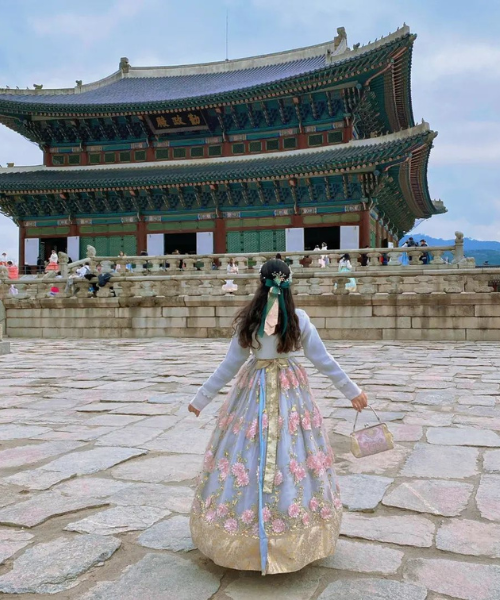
[119, 57, 130, 74]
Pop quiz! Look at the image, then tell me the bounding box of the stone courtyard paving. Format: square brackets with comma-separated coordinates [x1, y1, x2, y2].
[0, 339, 500, 599]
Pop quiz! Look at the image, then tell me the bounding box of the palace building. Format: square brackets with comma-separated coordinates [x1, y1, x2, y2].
[0, 25, 444, 265]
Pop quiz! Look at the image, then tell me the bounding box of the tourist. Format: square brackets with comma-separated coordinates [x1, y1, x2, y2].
[188, 258, 367, 574]
[337, 253, 356, 292]
[9, 284, 18, 296]
[0, 252, 7, 266]
[7, 261, 18, 279]
[420, 239, 431, 265]
[45, 250, 59, 273]
[321, 242, 329, 267]
[222, 258, 238, 294]
[36, 256, 45, 274]
[172, 249, 184, 270]
[399, 241, 410, 266]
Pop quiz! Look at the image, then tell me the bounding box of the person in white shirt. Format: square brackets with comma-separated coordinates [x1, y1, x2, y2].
[188, 259, 367, 575]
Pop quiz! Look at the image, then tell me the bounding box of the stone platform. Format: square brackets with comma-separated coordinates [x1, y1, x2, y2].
[0, 341, 9, 355]
[0, 339, 499, 599]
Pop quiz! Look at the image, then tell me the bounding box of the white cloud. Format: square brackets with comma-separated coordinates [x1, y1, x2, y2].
[30, 0, 153, 46]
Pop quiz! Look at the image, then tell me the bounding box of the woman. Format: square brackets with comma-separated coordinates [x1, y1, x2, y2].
[222, 259, 238, 294]
[45, 250, 59, 272]
[399, 242, 410, 266]
[338, 253, 356, 292]
[189, 259, 367, 575]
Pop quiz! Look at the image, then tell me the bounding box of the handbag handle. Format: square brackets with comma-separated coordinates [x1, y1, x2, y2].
[352, 405, 382, 433]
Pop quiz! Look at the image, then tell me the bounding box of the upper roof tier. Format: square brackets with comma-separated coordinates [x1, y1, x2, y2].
[0, 26, 413, 115]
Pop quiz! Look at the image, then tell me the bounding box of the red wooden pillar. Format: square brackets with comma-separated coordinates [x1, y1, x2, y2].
[214, 218, 226, 253]
[360, 209, 371, 248]
[137, 219, 147, 254]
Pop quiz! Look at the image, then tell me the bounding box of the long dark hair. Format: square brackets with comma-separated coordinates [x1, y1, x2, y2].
[233, 259, 301, 354]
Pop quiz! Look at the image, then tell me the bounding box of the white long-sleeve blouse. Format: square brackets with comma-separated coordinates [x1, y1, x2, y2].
[190, 309, 361, 411]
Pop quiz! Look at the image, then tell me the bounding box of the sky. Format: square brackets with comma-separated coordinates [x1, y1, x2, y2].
[0, 0, 499, 261]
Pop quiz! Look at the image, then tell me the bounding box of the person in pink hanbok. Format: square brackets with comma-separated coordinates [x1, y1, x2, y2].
[188, 259, 367, 575]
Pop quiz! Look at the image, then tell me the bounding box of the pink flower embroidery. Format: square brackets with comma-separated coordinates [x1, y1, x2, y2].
[288, 503, 300, 518]
[232, 417, 243, 435]
[218, 415, 228, 430]
[262, 413, 268, 430]
[307, 451, 328, 477]
[309, 497, 319, 512]
[262, 506, 272, 522]
[205, 495, 213, 508]
[218, 458, 230, 480]
[246, 419, 258, 440]
[241, 509, 255, 524]
[288, 370, 299, 388]
[288, 410, 300, 434]
[272, 518, 286, 534]
[205, 510, 216, 523]
[231, 462, 250, 487]
[334, 497, 343, 510]
[293, 466, 306, 483]
[313, 406, 323, 428]
[297, 365, 308, 385]
[320, 506, 332, 520]
[224, 518, 238, 533]
[279, 370, 291, 391]
[301, 410, 312, 430]
[302, 513, 310, 526]
[217, 503, 229, 518]
[274, 470, 283, 486]
[289, 459, 299, 474]
[203, 450, 216, 473]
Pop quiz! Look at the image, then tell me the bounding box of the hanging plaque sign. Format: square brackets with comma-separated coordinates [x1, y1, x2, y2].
[146, 110, 209, 134]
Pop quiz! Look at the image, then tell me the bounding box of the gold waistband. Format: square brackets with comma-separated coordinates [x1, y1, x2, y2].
[255, 358, 290, 493]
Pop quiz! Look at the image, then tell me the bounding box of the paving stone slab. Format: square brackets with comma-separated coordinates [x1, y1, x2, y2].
[81, 553, 223, 600]
[436, 518, 500, 558]
[112, 454, 201, 483]
[383, 479, 473, 516]
[137, 516, 194, 551]
[0, 535, 120, 595]
[143, 425, 213, 454]
[0, 529, 34, 564]
[341, 514, 435, 547]
[316, 539, 403, 574]
[85, 414, 146, 427]
[225, 569, 322, 600]
[0, 492, 108, 527]
[483, 449, 500, 472]
[54, 477, 132, 498]
[0, 424, 50, 440]
[65, 505, 170, 535]
[401, 443, 479, 479]
[338, 475, 393, 511]
[0, 441, 84, 470]
[37, 446, 147, 477]
[109, 483, 194, 512]
[94, 426, 164, 448]
[5, 468, 74, 490]
[317, 578, 428, 600]
[404, 413, 454, 427]
[426, 426, 500, 447]
[404, 558, 500, 600]
[476, 474, 500, 521]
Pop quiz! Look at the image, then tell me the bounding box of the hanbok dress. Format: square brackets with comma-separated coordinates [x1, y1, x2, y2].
[222, 265, 239, 293]
[338, 259, 356, 292]
[189, 309, 361, 575]
[399, 244, 410, 266]
[46, 252, 59, 272]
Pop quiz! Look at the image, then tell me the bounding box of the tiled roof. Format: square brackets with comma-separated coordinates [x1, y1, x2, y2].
[0, 28, 413, 113]
[0, 126, 434, 193]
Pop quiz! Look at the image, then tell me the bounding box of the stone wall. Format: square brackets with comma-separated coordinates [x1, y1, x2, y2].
[4, 292, 500, 341]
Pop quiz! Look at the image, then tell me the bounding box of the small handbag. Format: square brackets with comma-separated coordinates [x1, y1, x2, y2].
[350, 406, 394, 458]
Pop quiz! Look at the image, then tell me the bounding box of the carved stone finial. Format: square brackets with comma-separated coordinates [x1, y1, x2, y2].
[86, 245, 96, 258]
[119, 57, 130, 73]
[0, 265, 8, 279]
[58, 251, 69, 264]
[334, 27, 347, 49]
[75, 80, 83, 87]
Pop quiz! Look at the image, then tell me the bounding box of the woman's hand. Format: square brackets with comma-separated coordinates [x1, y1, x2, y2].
[351, 391, 368, 412]
[188, 404, 200, 417]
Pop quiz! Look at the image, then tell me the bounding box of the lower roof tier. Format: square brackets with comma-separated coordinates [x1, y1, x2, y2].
[0, 124, 444, 236]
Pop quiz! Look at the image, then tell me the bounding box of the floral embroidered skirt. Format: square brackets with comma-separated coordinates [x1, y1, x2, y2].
[190, 357, 342, 575]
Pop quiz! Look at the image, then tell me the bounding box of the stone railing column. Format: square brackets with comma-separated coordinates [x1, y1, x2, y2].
[453, 231, 465, 264]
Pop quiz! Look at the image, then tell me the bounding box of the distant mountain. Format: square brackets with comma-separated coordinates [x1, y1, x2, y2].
[401, 234, 500, 266]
